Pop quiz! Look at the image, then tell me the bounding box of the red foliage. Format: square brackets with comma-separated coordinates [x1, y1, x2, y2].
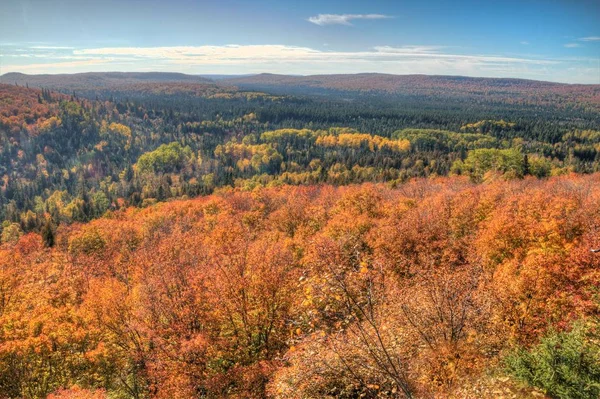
[0, 84, 67, 137]
[2, 174, 600, 397]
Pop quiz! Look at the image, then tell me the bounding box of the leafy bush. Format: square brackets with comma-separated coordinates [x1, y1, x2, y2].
[68, 227, 106, 255]
[527, 155, 553, 178]
[136, 142, 193, 174]
[505, 323, 600, 399]
[1, 221, 23, 244]
[453, 148, 525, 182]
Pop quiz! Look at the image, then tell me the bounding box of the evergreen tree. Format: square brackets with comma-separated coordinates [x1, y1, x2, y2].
[41, 219, 55, 247]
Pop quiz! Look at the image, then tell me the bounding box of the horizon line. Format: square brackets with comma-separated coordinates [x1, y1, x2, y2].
[1, 70, 598, 86]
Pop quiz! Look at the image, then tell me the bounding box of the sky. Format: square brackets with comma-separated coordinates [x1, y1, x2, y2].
[1, 0, 599, 83]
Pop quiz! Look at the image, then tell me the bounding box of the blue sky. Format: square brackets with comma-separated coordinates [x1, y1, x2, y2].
[1, 0, 599, 83]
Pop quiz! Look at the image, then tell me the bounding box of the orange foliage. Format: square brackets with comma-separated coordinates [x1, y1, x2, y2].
[0, 84, 66, 137]
[3, 174, 600, 397]
[47, 387, 107, 399]
[316, 133, 410, 152]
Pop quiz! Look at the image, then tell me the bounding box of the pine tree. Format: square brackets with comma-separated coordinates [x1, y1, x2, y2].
[41, 219, 55, 247]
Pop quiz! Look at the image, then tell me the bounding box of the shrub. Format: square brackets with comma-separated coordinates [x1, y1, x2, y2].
[505, 323, 600, 399]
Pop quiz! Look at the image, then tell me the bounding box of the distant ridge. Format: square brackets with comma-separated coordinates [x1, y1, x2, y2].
[220, 72, 597, 91]
[0, 72, 214, 91]
[219, 73, 600, 108]
[1, 71, 598, 109]
[4, 71, 598, 91]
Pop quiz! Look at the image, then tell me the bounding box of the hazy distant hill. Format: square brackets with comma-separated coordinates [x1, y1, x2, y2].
[220, 72, 586, 92]
[2, 71, 599, 110]
[221, 73, 600, 109]
[0, 72, 214, 92]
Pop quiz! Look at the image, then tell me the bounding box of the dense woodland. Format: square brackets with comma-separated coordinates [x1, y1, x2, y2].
[1, 77, 600, 239]
[222, 73, 600, 112]
[3, 177, 600, 398]
[1, 74, 600, 398]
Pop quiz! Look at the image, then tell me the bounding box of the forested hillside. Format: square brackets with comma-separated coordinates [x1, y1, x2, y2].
[0, 72, 214, 92]
[1, 75, 600, 398]
[2, 176, 600, 398]
[1, 80, 600, 241]
[221, 73, 600, 111]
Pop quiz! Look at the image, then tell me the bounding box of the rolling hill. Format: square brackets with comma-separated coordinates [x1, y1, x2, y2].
[221, 73, 600, 110]
[0, 71, 214, 92]
[220, 72, 594, 92]
[3, 71, 599, 111]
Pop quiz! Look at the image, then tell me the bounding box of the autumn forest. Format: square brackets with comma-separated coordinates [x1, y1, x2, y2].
[1, 72, 600, 398]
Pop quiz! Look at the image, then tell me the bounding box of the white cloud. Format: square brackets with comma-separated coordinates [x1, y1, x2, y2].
[29, 46, 75, 50]
[579, 36, 600, 42]
[520, 41, 529, 45]
[73, 45, 556, 66]
[75, 45, 323, 61]
[307, 14, 392, 26]
[373, 45, 444, 53]
[564, 43, 582, 48]
[3, 59, 112, 71]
